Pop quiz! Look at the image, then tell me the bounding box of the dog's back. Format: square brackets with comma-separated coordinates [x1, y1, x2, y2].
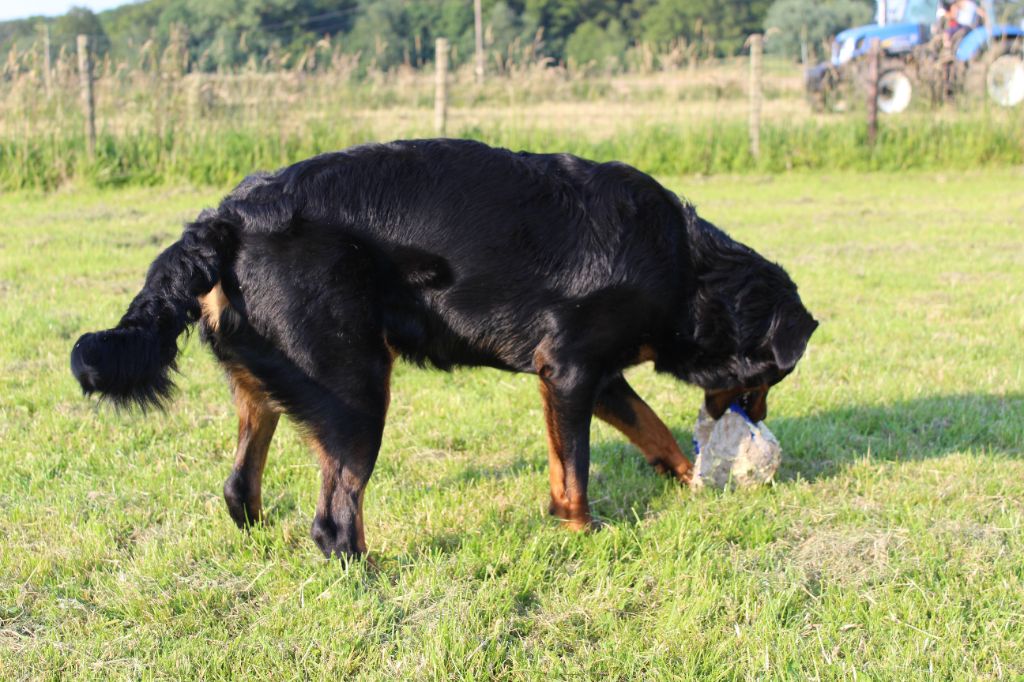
[217, 139, 691, 372]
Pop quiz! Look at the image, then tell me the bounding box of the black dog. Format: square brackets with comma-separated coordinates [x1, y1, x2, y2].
[71, 139, 817, 559]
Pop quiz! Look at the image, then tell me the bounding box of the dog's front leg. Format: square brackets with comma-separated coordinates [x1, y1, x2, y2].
[594, 375, 693, 483]
[535, 346, 598, 531]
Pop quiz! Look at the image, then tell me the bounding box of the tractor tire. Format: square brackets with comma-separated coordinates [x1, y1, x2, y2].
[987, 54, 1024, 106]
[877, 68, 914, 113]
[965, 38, 1024, 107]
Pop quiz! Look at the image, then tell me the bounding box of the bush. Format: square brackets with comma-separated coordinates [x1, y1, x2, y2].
[565, 20, 629, 71]
[764, 0, 874, 60]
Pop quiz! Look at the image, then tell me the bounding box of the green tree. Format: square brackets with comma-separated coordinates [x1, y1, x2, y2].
[639, 0, 772, 55]
[565, 19, 627, 68]
[346, 0, 412, 68]
[0, 17, 47, 54]
[99, 0, 174, 64]
[485, 1, 525, 58]
[1, 0, 782, 71]
[53, 6, 110, 56]
[764, 0, 873, 60]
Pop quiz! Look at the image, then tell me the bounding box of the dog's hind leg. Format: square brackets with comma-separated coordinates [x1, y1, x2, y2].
[594, 375, 693, 484]
[223, 367, 280, 527]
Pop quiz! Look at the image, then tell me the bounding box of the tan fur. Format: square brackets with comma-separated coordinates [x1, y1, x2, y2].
[595, 393, 693, 483]
[308, 437, 369, 555]
[535, 342, 592, 531]
[198, 283, 229, 333]
[226, 365, 280, 524]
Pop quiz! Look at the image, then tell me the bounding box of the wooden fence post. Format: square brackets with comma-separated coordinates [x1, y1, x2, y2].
[867, 38, 880, 147]
[748, 33, 763, 161]
[77, 34, 96, 158]
[474, 0, 485, 83]
[434, 37, 449, 136]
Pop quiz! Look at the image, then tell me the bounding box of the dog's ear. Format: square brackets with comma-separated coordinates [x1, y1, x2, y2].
[771, 302, 818, 370]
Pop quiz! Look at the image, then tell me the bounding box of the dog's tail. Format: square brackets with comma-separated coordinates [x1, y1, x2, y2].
[71, 209, 238, 409]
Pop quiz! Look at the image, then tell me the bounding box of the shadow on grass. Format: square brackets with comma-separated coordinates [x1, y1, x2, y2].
[756, 392, 1023, 482]
[435, 459, 536, 488]
[396, 393, 1024, 556]
[587, 392, 1023, 525]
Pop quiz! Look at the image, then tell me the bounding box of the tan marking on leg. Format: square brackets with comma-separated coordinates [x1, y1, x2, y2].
[224, 364, 279, 526]
[540, 380, 567, 514]
[537, 375, 591, 532]
[307, 435, 371, 557]
[307, 436, 334, 518]
[596, 392, 693, 483]
[198, 282, 229, 332]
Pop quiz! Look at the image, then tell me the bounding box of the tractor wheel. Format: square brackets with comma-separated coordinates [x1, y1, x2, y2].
[877, 69, 913, 113]
[987, 54, 1024, 107]
[964, 39, 1024, 108]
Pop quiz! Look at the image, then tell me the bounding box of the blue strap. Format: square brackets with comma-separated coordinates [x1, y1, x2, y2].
[728, 400, 755, 424]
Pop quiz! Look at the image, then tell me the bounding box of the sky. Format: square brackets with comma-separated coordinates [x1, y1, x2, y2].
[0, 0, 133, 22]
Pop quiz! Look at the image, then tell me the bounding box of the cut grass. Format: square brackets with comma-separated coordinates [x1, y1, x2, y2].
[1, 169, 1023, 679]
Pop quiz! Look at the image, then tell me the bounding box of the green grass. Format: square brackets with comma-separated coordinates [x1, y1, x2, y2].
[1, 169, 1023, 679]
[3, 113, 1024, 191]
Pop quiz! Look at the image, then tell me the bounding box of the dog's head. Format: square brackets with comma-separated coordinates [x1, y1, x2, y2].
[698, 292, 817, 422]
[668, 216, 818, 421]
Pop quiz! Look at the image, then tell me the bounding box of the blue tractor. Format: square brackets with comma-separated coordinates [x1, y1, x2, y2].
[807, 0, 1024, 112]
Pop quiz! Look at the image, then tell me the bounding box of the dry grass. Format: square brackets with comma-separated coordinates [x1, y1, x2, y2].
[0, 42, 810, 139]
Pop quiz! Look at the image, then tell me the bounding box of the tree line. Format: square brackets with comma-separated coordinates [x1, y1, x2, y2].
[1, 0, 874, 72]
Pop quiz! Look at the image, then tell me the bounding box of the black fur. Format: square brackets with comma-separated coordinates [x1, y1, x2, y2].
[71, 210, 238, 408]
[71, 139, 817, 558]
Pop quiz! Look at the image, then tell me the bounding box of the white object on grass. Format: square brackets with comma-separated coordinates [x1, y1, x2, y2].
[690, 404, 781, 490]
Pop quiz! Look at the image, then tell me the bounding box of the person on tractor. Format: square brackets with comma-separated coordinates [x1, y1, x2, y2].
[944, 0, 987, 48]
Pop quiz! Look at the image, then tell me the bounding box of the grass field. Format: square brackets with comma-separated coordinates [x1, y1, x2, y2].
[1, 168, 1023, 679]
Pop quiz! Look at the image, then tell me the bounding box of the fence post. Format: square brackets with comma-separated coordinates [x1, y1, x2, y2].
[434, 37, 449, 137]
[77, 34, 97, 159]
[474, 0, 485, 83]
[748, 33, 763, 161]
[867, 38, 880, 147]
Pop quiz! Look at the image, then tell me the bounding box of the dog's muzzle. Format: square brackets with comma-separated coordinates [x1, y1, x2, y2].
[704, 385, 769, 422]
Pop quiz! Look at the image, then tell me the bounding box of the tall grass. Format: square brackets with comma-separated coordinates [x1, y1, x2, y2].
[2, 115, 1022, 191]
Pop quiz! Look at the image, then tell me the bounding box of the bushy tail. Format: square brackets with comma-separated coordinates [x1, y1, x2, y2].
[71, 210, 237, 409]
